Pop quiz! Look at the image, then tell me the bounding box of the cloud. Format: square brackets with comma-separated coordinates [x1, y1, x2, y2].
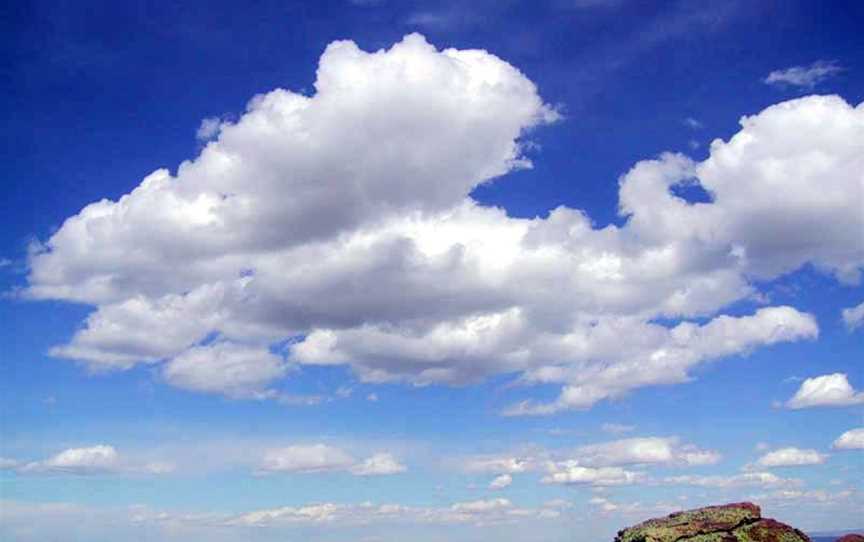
[563, 437, 720, 467]
[832, 428, 864, 450]
[0, 497, 567, 540]
[842, 301, 864, 331]
[755, 447, 827, 467]
[257, 444, 356, 474]
[229, 497, 560, 527]
[350, 453, 407, 476]
[195, 117, 223, 142]
[683, 117, 702, 129]
[463, 456, 533, 475]
[785, 373, 864, 409]
[162, 341, 288, 399]
[461, 436, 718, 487]
[14, 445, 172, 475]
[25, 32, 862, 412]
[588, 496, 677, 517]
[764, 60, 843, 88]
[489, 474, 513, 490]
[542, 463, 644, 486]
[256, 444, 406, 476]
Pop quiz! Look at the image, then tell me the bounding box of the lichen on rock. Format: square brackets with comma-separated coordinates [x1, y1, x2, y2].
[614, 502, 810, 542]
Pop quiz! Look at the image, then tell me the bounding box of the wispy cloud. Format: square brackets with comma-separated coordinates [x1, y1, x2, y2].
[764, 60, 844, 88]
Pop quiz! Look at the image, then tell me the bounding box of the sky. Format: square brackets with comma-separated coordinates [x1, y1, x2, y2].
[1, 1, 863, 540]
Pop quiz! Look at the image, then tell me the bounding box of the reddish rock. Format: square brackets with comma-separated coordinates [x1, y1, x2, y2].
[614, 502, 810, 542]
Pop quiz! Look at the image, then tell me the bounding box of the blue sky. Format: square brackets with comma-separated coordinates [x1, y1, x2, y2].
[1, 1, 863, 540]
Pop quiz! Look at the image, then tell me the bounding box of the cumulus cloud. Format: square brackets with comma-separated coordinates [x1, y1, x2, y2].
[24, 32, 863, 412]
[14, 445, 172, 475]
[832, 428, 864, 450]
[161, 341, 288, 399]
[842, 301, 864, 331]
[785, 373, 864, 409]
[755, 447, 827, 467]
[256, 444, 405, 476]
[764, 60, 843, 88]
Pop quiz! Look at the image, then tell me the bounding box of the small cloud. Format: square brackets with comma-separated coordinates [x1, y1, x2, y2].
[683, 117, 702, 129]
[764, 60, 843, 88]
[350, 452, 407, 476]
[841, 301, 864, 331]
[688, 139, 700, 150]
[489, 474, 513, 490]
[366, 393, 379, 402]
[196, 117, 224, 142]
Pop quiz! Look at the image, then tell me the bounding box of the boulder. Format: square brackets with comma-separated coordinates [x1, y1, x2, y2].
[614, 502, 810, 542]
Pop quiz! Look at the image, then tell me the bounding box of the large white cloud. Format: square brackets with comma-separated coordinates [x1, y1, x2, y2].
[24, 32, 863, 411]
[785, 373, 864, 409]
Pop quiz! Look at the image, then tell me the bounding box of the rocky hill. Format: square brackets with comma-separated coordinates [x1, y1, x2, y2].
[614, 502, 810, 542]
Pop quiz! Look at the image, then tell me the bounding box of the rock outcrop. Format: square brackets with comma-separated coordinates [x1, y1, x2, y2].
[614, 502, 810, 542]
[836, 536, 864, 542]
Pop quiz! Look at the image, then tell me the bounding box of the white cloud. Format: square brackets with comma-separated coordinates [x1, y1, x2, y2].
[756, 447, 827, 467]
[489, 474, 513, 490]
[842, 301, 864, 331]
[229, 497, 558, 527]
[257, 445, 405, 477]
[565, 437, 720, 467]
[764, 60, 843, 88]
[15, 445, 172, 475]
[24, 32, 862, 412]
[162, 341, 288, 399]
[196, 117, 223, 142]
[463, 456, 533, 475]
[588, 496, 677, 516]
[832, 428, 864, 450]
[785, 373, 864, 409]
[349, 453, 407, 476]
[542, 463, 644, 486]
[257, 444, 356, 474]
